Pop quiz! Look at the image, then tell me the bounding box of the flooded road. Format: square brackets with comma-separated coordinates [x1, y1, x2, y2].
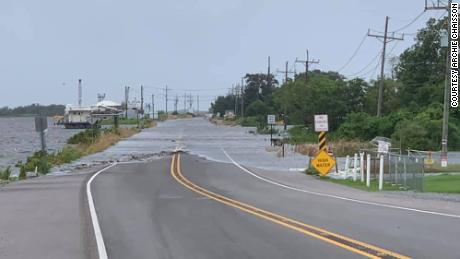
[68, 118, 309, 172]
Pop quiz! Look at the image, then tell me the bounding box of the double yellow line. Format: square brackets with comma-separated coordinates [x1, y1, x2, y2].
[170, 152, 410, 259]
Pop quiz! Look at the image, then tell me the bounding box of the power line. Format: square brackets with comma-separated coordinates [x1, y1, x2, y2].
[392, 10, 426, 32]
[336, 33, 368, 72]
[346, 49, 382, 77]
[368, 16, 404, 117]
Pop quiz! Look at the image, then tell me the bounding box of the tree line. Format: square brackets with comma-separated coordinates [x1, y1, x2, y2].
[211, 17, 460, 151]
[0, 104, 65, 116]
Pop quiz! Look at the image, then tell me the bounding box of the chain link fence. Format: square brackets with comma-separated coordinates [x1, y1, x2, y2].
[361, 150, 424, 191]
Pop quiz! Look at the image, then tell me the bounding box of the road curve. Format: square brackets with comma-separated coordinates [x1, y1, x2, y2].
[90, 153, 460, 259]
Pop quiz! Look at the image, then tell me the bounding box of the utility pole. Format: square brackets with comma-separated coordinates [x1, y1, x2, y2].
[277, 61, 295, 84]
[140, 85, 144, 116]
[188, 93, 193, 111]
[368, 16, 404, 117]
[164, 85, 169, 114]
[197, 94, 199, 113]
[174, 94, 178, 113]
[425, 0, 452, 166]
[124, 86, 130, 118]
[233, 86, 238, 115]
[241, 78, 245, 118]
[151, 94, 155, 119]
[295, 50, 320, 81]
[183, 93, 187, 113]
[267, 56, 271, 88]
[78, 79, 82, 107]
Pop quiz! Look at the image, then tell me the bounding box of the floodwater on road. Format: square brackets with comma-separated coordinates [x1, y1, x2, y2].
[71, 118, 460, 172]
[0, 117, 81, 170]
[58, 118, 310, 172]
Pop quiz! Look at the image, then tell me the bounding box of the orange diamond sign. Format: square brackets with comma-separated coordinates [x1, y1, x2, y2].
[311, 150, 336, 176]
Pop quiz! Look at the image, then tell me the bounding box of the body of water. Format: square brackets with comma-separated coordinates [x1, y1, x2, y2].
[0, 117, 82, 170]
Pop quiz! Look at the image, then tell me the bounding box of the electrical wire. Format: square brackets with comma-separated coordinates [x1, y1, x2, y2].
[336, 32, 368, 72]
[392, 10, 426, 33]
[346, 49, 382, 78]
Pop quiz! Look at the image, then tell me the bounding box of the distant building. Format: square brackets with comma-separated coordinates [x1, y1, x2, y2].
[64, 105, 92, 129]
[64, 100, 123, 129]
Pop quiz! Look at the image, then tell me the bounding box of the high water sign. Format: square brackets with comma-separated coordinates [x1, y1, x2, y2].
[311, 150, 335, 176]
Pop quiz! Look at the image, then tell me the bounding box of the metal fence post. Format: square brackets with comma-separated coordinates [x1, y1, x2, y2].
[360, 152, 364, 182]
[403, 158, 407, 187]
[366, 154, 371, 187]
[353, 153, 358, 181]
[379, 155, 384, 191]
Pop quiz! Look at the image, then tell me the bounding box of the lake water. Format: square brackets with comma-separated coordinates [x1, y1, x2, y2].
[0, 117, 82, 170]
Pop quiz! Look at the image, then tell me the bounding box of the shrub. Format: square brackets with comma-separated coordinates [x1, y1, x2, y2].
[67, 129, 101, 144]
[0, 166, 12, 180]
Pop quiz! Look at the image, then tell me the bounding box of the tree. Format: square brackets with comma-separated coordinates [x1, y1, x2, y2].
[242, 73, 278, 107]
[395, 17, 447, 107]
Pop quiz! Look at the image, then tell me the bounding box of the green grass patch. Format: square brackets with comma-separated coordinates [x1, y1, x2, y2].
[324, 178, 403, 192]
[423, 174, 460, 193]
[287, 126, 317, 144]
[100, 117, 147, 125]
[425, 164, 460, 173]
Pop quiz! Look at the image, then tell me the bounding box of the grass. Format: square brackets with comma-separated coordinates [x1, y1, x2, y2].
[322, 178, 404, 192]
[17, 127, 141, 175]
[423, 174, 460, 193]
[424, 164, 460, 173]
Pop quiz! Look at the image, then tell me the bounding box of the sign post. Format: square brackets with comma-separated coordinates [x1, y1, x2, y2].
[267, 115, 276, 146]
[311, 115, 335, 176]
[314, 115, 329, 151]
[35, 116, 48, 153]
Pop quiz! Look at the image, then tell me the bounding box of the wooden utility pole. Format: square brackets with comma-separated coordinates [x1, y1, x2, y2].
[124, 86, 130, 118]
[140, 85, 144, 116]
[368, 17, 404, 117]
[164, 85, 169, 114]
[295, 50, 320, 81]
[425, 0, 452, 166]
[277, 61, 295, 84]
[152, 94, 155, 119]
[240, 78, 245, 118]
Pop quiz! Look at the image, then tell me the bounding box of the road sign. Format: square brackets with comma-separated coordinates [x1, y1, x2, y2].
[311, 149, 336, 176]
[35, 116, 48, 132]
[377, 140, 390, 153]
[314, 114, 328, 132]
[267, 115, 276, 125]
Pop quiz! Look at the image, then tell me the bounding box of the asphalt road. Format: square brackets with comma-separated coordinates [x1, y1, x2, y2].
[91, 153, 460, 259]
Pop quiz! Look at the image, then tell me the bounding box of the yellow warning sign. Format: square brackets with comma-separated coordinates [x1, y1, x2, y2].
[311, 150, 336, 176]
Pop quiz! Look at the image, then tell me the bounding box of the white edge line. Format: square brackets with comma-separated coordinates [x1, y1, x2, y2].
[221, 148, 460, 219]
[86, 163, 117, 259]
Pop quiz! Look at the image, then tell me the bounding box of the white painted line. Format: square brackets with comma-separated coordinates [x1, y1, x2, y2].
[221, 148, 460, 219]
[87, 163, 117, 259]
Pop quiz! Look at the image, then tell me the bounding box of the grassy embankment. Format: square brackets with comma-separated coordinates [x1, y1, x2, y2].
[423, 174, 460, 193]
[15, 127, 141, 176]
[100, 117, 156, 128]
[325, 174, 460, 193]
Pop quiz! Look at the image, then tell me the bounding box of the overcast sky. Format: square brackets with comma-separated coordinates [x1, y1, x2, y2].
[0, 0, 448, 111]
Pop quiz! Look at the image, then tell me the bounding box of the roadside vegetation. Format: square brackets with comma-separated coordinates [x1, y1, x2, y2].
[324, 178, 402, 192]
[210, 17, 460, 154]
[15, 127, 140, 176]
[423, 174, 460, 193]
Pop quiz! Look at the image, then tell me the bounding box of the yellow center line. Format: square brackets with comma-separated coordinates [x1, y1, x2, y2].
[170, 153, 411, 259]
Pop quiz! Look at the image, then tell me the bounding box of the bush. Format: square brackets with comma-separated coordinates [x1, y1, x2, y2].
[0, 166, 12, 180]
[18, 166, 26, 180]
[68, 129, 101, 144]
[239, 116, 259, 127]
[288, 126, 317, 144]
[245, 100, 272, 117]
